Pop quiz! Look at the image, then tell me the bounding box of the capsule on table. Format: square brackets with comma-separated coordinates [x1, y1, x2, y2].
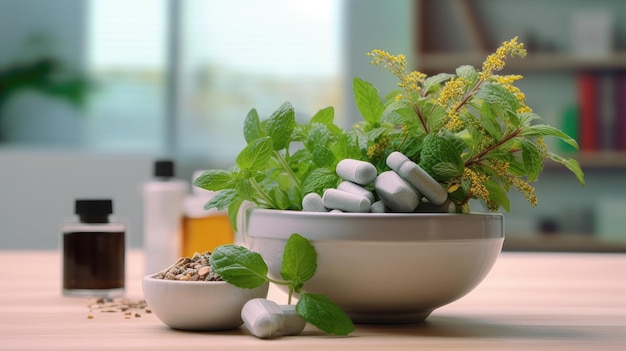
[279, 304, 307, 336]
[241, 298, 284, 339]
[336, 159, 377, 185]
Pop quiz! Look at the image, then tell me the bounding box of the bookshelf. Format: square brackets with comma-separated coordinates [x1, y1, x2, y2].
[414, 0, 626, 252]
[415, 0, 626, 170]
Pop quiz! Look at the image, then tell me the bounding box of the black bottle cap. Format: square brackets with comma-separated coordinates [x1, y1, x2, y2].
[75, 199, 113, 223]
[154, 160, 175, 178]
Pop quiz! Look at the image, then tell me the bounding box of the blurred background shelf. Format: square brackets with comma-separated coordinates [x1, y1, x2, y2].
[544, 152, 626, 170]
[504, 233, 626, 253]
[418, 52, 626, 74]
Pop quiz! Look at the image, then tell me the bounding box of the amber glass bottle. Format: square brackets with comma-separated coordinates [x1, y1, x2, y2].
[62, 199, 125, 297]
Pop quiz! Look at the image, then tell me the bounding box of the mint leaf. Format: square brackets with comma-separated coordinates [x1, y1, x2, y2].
[296, 293, 355, 336]
[520, 138, 543, 182]
[419, 134, 464, 181]
[226, 196, 245, 231]
[194, 169, 235, 191]
[353, 77, 383, 125]
[244, 108, 265, 143]
[484, 179, 510, 212]
[210, 245, 268, 289]
[548, 152, 585, 186]
[302, 168, 340, 195]
[310, 106, 335, 126]
[478, 102, 503, 139]
[423, 73, 454, 95]
[266, 101, 295, 150]
[521, 124, 579, 150]
[280, 233, 317, 292]
[203, 188, 238, 211]
[236, 136, 273, 171]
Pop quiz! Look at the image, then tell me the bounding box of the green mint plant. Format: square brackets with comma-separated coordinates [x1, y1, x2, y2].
[195, 37, 584, 219]
[210, 233, 354, 336]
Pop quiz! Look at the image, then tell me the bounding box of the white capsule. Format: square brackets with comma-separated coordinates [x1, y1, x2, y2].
[374, 171, 419, 212]
[322, 188, 371, 213]
[386, 151, 448, 206]
[241, 298, 285, 339]
[337, 181, 375, 203]
[415, 198, 457, 213]
[301, 192, 328, 212]
[336, 159, 377, 185]
[370, 200, 390, 213]
[386, 151, 410, 171]
[279, 305, 306, 336]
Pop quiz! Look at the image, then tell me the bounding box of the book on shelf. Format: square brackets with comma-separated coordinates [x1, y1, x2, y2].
[574, 72, 626, 153]
[577, 73, 598, 151]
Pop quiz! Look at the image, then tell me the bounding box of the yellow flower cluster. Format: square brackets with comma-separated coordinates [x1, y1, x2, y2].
[480, 37, 526, 79]
[368, 49, 426, 96]
[490, 159, 510, 177]
[493, 74, 533, 113]
[444, 112, 464, 132]
[509, 176, 538, 207]
[463, 168, 490, 202]
[367, 136, 391, 159]
[399, 71, 427, 94]
[437, 77, 467, 108]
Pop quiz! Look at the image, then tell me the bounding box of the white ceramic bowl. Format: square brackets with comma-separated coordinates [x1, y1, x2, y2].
[142, 275, 269, 330]
[242, 209, 504, 324]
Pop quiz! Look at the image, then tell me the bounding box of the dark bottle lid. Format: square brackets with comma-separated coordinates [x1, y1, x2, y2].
[75, 199, 113, 223]
[154, 159, 175, 178]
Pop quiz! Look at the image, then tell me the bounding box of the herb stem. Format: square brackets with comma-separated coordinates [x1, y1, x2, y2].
[274, 150, 302, 191]
[413, 103, 429, 134]
[249, 178, 280, 209]
[465, 128, 521, 167]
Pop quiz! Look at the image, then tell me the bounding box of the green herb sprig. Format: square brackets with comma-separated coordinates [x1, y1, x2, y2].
[195, 37, 585, 222]
[210, 233, 355, 336]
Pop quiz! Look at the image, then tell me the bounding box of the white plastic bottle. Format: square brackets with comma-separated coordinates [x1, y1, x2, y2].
[143, 159, 188, 275]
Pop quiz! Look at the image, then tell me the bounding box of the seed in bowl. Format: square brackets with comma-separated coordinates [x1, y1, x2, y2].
[154, 252, 222, 282]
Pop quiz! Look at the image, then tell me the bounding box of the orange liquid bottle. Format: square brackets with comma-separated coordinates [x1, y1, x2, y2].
[182, 171, 234, 256]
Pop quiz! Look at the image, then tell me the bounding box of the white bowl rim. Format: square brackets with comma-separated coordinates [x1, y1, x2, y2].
[244, 208, 504, 241]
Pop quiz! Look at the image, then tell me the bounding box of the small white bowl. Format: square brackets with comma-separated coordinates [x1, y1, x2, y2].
[242, 209, 504, 324]
[142, 275, 269, 331]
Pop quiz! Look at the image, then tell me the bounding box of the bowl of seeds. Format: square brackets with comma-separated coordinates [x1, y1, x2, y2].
[142, 252, 269, 331]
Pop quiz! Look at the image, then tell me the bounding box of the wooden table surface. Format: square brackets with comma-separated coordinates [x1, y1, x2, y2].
[1, 250, 625, 350]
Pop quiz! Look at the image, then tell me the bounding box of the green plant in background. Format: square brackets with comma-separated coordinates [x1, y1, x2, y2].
[210, 233, 355, 336]
[195, 37, 585, 223]
[0, 35, 92, 140]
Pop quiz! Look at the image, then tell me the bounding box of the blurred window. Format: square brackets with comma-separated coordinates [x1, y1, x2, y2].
[87, 0, 343, 161]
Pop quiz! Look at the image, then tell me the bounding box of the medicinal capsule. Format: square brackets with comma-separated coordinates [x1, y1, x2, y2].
[301, 192, 328, 212]
[337, 181, 375, 203]
[374, 171, 419, 212]
[241, 298, 284, 339]
[322, 188, 371, 213]
[279, 304, 307, 336]
[386, 152, 448, 206]
[414, 198, 457, 213]
[336, 159, 377, 185]
[370, 200, 390, 213]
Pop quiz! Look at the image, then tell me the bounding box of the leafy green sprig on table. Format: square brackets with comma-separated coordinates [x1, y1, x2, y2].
[195, 37, 585, 221]
[210, 233, 355, 336]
